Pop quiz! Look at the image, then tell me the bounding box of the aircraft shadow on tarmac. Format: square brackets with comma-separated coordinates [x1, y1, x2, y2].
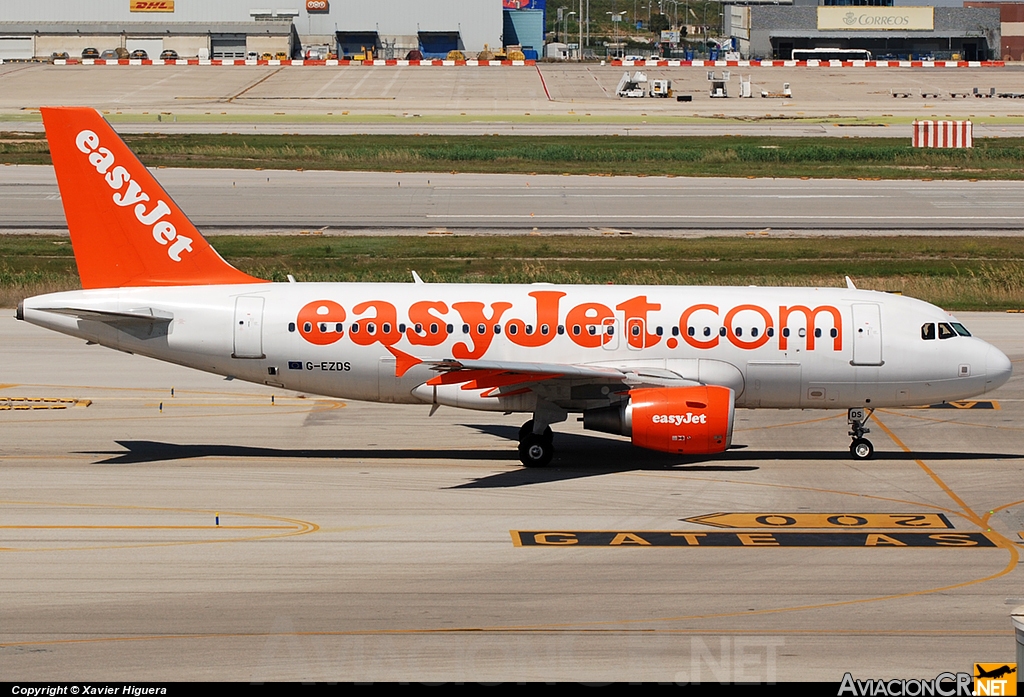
[80, 428, 1021, 488]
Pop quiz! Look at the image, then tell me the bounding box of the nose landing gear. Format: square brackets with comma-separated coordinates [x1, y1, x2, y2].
[848, 407, 875, 460]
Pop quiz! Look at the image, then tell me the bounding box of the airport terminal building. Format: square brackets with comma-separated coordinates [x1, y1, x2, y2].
[727, 0, 1002, 61]
[0, 0, 506, 60]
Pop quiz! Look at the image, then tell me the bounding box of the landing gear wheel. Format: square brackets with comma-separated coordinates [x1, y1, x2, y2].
[850, 438, 874, 460]
[518, 434, 554, 467]
[519, 420, 553, 443]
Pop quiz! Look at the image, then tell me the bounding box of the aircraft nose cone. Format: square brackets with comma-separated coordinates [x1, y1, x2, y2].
[985, 345, 1012, 391]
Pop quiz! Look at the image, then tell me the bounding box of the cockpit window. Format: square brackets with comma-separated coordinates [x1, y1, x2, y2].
[921, 323, 935, 340]
[937, 322, 956, 339]
[951, 322, 971, 337]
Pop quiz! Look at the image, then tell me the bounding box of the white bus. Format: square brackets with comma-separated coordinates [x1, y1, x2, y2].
[791, 48, 872, 61]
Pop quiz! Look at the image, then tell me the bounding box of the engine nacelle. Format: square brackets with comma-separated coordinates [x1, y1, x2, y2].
[583, 385, 735, 455]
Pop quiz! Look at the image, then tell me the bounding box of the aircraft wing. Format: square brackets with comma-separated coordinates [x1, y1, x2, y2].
[425, 358, 627, 381]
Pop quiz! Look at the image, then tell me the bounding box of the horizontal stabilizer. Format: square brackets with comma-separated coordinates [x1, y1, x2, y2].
[38, 306, 173, 340]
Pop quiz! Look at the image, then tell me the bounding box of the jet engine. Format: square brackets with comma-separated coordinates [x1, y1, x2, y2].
[583, 385, 735, 454]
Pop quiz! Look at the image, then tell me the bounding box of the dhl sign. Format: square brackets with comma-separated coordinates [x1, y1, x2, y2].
[130, 0, 174, 12]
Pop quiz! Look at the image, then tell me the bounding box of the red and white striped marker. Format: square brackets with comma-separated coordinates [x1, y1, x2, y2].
[912, 120, 973, 148]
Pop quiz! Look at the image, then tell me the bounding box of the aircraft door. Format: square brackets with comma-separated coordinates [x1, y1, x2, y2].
[233, 296, 265, 359]
[851, 303, 883, 366]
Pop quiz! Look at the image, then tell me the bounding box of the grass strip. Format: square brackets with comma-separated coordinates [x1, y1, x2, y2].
[5, 132, 1024, 179]
[3, 235, 1023, 311]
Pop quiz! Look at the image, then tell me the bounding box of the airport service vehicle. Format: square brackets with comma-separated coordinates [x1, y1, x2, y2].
[17, 108, 1013, 466]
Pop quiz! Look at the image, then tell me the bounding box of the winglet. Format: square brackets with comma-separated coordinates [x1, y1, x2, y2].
[41, 106, 265, 289]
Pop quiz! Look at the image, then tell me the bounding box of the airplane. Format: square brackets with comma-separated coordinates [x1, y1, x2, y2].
[16, 107, 1013, 467]
[975, 665, 1017, 680]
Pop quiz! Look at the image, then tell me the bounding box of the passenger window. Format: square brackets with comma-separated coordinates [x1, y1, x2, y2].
[288, 322, 296, 332]
[921, 323, 935, 340]
[938, 322, 955, 339]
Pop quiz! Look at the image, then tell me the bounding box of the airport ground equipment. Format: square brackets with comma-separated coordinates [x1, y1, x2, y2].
[761, 82, 792, 98]
[616, 71, 649, 98]
[708, 70, 730, 98]
[650, 79, 672, 98]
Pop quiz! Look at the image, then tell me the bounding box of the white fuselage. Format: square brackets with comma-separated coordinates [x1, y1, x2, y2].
[21, 282, 1012, 413]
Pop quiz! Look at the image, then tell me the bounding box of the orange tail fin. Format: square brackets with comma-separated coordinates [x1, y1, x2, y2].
[41, 107, 265, 289]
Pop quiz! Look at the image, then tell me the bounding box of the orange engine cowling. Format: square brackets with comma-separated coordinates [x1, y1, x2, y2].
[583, 385, 735, 455]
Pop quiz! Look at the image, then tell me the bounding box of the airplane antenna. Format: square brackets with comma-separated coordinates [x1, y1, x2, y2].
[845, 276, 857, 290]
[412, 270, 425, 284]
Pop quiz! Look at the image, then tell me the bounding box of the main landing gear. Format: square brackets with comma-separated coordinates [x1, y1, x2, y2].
[518, 419, 555, 467]
[848, 407, 875, 460]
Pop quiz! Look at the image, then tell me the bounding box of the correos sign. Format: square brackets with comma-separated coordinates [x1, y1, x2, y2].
[817, 7, 934, 31]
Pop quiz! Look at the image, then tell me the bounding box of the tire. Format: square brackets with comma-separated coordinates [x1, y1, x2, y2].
[850, 438, 874, 460]
[519, 420, 554, 443]
[518, 434, 554, 467]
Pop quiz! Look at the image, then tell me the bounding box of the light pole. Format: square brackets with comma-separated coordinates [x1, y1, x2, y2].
[567, 10, 576, 56]
[580, 0, 584, 57]
[606, 11, 627, 58]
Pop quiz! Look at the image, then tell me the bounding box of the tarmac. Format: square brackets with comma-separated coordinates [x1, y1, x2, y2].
[4, 62, 1024, 128]
[4, 165, 1024, 235]
[1, 312, 1023, 681]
